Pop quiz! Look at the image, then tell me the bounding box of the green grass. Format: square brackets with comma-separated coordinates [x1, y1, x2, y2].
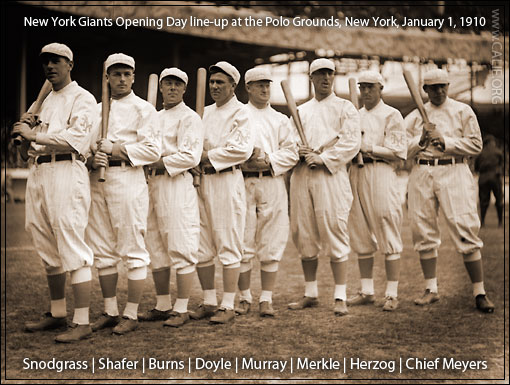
[1, 201, 508, 382]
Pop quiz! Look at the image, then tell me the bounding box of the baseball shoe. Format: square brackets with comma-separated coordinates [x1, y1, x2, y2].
[382, 296, 399, 312]
[189, 304, 217, 320]
[347, 292, 375, 306]
[334, 299, 348, 316]
[209, 308, 235, 324]
[288, 296, 319, 310]
[112, 317, 138, 335]
[25, 312, 67, 332]
[55, 324, 92, 343]
[138, 308, 172, 322]
[414, 289, 440, 306]
[234, 300, 251, 315]
[163, 311, 190, 328]
[259, 301, 276, 317]
[475, 294, 495, 313]
[91, 313, 120, 332]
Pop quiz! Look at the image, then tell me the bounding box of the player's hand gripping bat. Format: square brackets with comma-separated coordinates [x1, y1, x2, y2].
[11, 80, 52, 146]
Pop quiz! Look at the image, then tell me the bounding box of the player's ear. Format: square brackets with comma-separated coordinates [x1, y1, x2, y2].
[132, 73, 135, 84]
[68, 60, 74, 71]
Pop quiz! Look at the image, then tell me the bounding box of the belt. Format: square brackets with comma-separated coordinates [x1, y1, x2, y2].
[416, 157, 464, 166]
[36, 153, 76, 164]
[109, 159, 131, 167]
[203, 165, 239, 175]
[352, 157, 386, 165]
[242, 170, 272, 178]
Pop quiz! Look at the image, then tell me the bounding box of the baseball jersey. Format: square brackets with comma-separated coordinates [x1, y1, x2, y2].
[246, 102, 298, 175]
[405, 97, 482, 160]
[298, 93, 361, 172]
[29, 81, 98, 157]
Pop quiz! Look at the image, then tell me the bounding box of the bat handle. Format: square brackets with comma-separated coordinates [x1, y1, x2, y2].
[357, 152, 364, 168]
[98, 166, 106, 182]
[193, 174, 201, 188]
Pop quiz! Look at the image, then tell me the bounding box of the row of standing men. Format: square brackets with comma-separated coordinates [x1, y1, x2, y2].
[12, 43, 494, 343]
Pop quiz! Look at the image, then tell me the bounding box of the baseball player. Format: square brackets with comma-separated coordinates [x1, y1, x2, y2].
[347, 71, 407, 311]
[405, 68, 494, 313]
[189, 61, 253, 324]
[234, 67, 299, 317]
[474, 135, 504, 228]
[12, 43, 98, 342]
[288, 58, 361, 316]
[86, 53, 160, 335]
[138, 67, 203, 327]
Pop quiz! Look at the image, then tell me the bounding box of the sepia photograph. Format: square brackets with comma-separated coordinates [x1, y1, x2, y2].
[1, 1, 508, 382]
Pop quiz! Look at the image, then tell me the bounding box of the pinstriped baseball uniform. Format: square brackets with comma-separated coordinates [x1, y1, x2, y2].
[290, 93, 361, 259]
[25, 81, 97, 272]
[242, 102, 298, 265]
[405, 97, 483, 254]
[197, 95, 253, 266]
[145, 101, 203, 271]
[349, 100, 407, 255]
[86, 91, 160, 269]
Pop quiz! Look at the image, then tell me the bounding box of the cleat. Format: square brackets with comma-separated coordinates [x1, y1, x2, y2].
[347, 292, 375, 306]
[288, 296, 319, 310]
[334, 299, 348, 316]
[475, 294, 495, 313]
[189, 304, 217, 320]
[234, 300, 251, 316]
[209, 308, 235, 324]
[138, 308, 172, 322]
[414, 289, 440, 306]
[55, 324, 92, 343]
[259, 301, 276, 317]
[382, 296, 399, 312]
[25, 312, 67, 332]
[163, 312, 190, 328]
[91, 313, 120, 332]
[112, 317, 138, 335]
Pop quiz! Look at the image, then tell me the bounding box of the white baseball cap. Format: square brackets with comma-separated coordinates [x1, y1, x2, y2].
[209, 61, 240, 84]
[358, 70, 385, 86]
[245, 67, 272, 83]
[423, 69, 449, 85]
[105, 53, 135, 71]
[159, 67, 188, 85]
[309, 58, 335, 75]
[40, 43, 73, 61]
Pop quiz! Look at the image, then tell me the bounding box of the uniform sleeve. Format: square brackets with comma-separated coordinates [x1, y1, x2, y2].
[319, 101, 361, 173]
[268, 116, 299, 176]
[443, 106, 483, 156]
[163, 113, 204, 176]
[208, 107, 254, 171]
[405, 110, 425, 159]
[125, 104, 161, 166]
[382, 109, 407, 160]
[35, 93, 98, 156]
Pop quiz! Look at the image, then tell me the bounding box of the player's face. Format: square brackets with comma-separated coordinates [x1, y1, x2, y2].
[424, 84, 449, 106]
[311, 69, 334, 100]
[246, 80, 271, 107]
[41, 54, 72, 91]
[359, 83, 382, 110]
[209, 72, 235, 107]
[107, 65, 135, 98]
[160, 76, 186, 108]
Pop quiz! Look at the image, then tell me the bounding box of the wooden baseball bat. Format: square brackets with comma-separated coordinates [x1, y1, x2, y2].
[403, 69, 430, 124]
[192, 67, 207, 187]
[12, 79, 52, 145]
[98, 62, 110, 182]
[147, 73, 159, 107]
[281, 80, 316, 169]
[349, 77, 364, 168]
[281, 79, 308, 147]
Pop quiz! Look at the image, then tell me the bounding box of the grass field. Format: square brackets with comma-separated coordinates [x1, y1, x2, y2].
[1, 200, 508, 383]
